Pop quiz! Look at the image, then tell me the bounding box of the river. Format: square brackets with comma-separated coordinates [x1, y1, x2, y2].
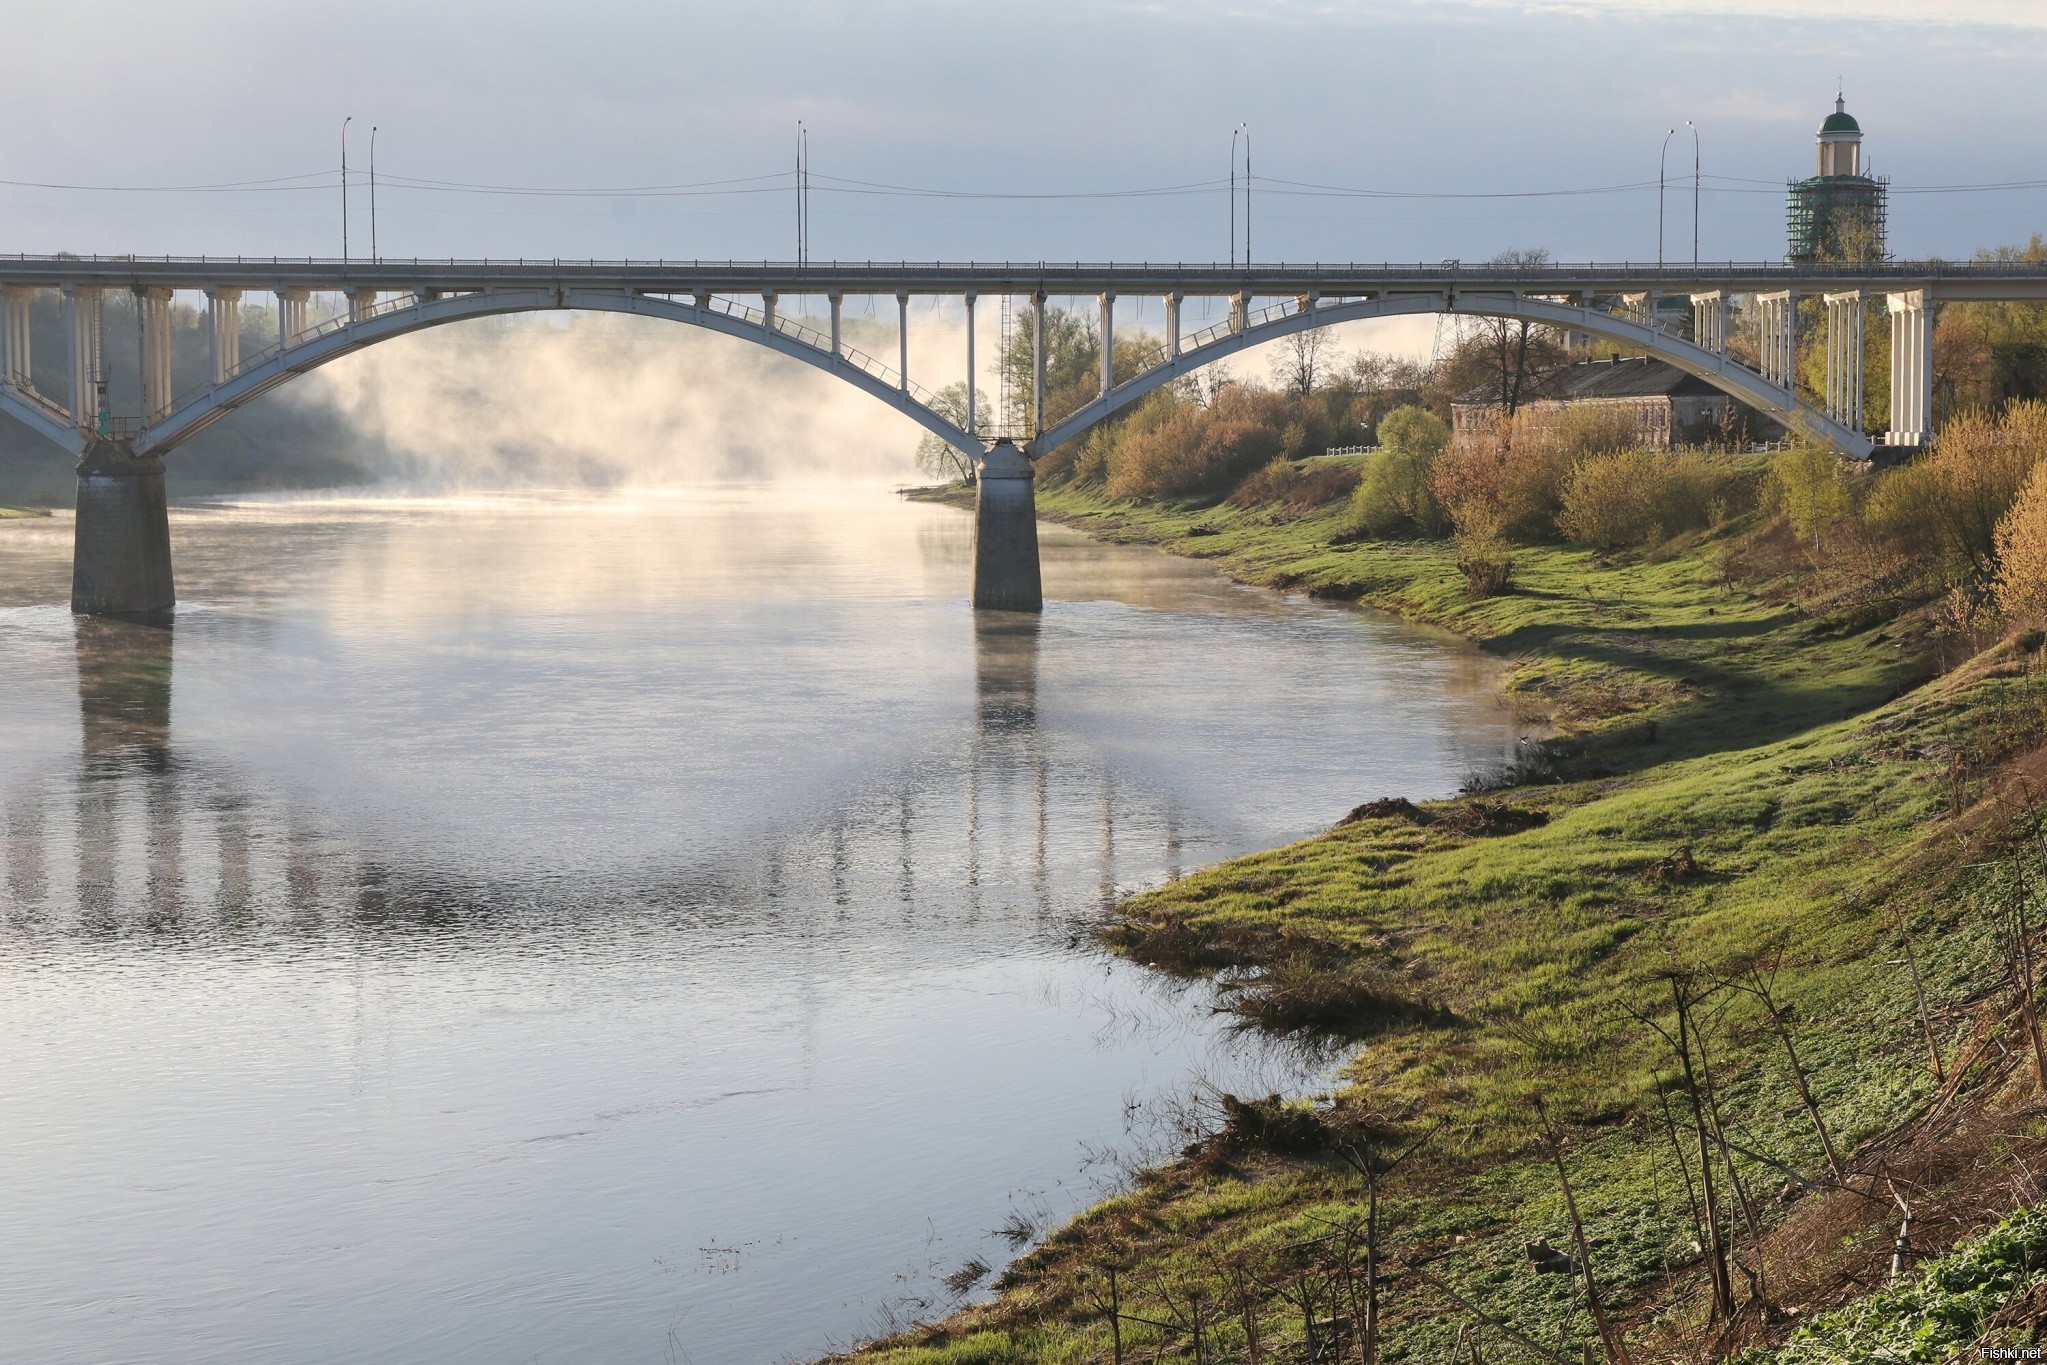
[0, 486, 1520, 1363]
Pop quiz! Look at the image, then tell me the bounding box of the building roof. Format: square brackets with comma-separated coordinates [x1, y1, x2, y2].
[1820, 94, 1860, 136]
[1453, 356, 1725, 408]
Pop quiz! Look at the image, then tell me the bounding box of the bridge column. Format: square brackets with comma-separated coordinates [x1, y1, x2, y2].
[72, 439, 174, 617]
[63, 284, 103, 431]
[897, 291, 910, 392]
[1690, 291, 1726, 353]
[1099, 292, 1114, 396]
[1031, 292, 1046, 435]
[1822, 292, 1865, 430]
[206, 288, 241, 385]
[761, 290, 777, 330]
[828, 292, 842, 358]
[1166, 291, 1182, 358]
[1886, 289, 1933, 448]
[1756, 291, 1798, 388]
[964, 293, 978, 436]
[1230, 291, 1248, 335]
[2, 285, 30, 388]
[348, 288, 377, 323]
[135, 288, 174, 422]
[971, 438, 1042, 613]
[276, 288, 309, 350]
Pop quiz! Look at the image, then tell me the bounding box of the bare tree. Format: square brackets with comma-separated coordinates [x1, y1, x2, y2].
[912, 381, 994, 484]
[1277, 326, 1332, 396]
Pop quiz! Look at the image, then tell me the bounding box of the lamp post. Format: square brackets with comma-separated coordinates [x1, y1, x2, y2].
[1687, 119, 1700, 265]
[1658, 126, 1676, 268]
[1243, 123, 1252, 266]
[340, 116, 352, 262]
[370, 125, 379, 264]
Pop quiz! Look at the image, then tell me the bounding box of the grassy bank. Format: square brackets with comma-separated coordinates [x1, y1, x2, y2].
[0, 505, 52, 518]
[863, 482, 2047, 1361]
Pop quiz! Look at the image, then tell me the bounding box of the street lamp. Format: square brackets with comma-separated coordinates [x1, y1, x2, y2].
[340, 116, 352, 262]
[1687, 120, 1700, 265]
[1658, 127, 1676, 268]
[370, 125, 379, 264]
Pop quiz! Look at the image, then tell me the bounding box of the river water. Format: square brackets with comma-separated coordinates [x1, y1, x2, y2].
[0, 486, 1519, 1363]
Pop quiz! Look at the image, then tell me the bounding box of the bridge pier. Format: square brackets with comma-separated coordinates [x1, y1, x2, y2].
[1886, 289, 1933, 449]
[72, 440, 174, 618]
[971, 439, 1042, 613]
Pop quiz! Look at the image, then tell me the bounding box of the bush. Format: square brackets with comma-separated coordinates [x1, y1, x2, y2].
[1861, 401, 2047, 588]
[1769, 444, 1854, 553]
[1559, 447, 1730, 553]
[1995, 459, 2047, 620]
[1350, 404, 1448, 537]
[1228, 456, 1361, 516]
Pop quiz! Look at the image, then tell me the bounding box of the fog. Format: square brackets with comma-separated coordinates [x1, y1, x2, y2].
[298, 311, 936, 489]
[282, 305, 1440, 490]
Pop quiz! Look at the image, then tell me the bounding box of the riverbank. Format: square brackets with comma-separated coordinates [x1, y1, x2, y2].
[0, 505, 51, 518]
[867, 483, 2047, 1360]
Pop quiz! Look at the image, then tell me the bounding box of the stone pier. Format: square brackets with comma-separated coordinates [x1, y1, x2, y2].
[72, 440, 174, 618]
[970, 439, 1042, 612]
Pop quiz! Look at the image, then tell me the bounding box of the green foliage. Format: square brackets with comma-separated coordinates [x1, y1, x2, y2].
[1738, 1207, 2047, 1363]
[1770, 445, 1853, 552]
[1558, 447, 1734, 553]
[1351, 404, 1449, 537]
[913, 382, 994, 483]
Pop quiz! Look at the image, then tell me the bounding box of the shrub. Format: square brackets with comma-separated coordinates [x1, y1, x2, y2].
[1350, 404, 1448, 536]
[1769, 444, 1854, 553]
[1558, 448, 1666, 552]
[1861, 400, 2047, 588]
[1995, 459, 2047, 620]
[1559, 447, 1731, 553]
[1227, 456, 1360, 516]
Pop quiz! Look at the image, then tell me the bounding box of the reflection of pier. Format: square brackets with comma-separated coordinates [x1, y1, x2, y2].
[3, 612, 1198, 936]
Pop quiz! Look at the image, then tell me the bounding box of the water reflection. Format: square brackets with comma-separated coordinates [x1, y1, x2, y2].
[0, 489, 1525, 1365]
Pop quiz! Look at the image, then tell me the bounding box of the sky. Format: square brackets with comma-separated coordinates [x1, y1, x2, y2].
[6, 0, 2047, 267]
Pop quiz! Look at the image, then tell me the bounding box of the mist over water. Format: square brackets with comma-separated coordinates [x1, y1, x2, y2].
[298, 312, 940, 489]
[0, 487, 1521, 1362]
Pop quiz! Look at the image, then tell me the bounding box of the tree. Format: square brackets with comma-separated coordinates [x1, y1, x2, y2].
[999, 304, 1098, 428]
[1351, 405, 1449, 537]
[1275, 326, 1332, 397]
[1433, 249, 1572, 421]
[913, 381, 994, 484]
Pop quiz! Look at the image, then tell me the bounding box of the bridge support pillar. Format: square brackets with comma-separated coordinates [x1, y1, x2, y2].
[206, 288, 242, 385]
[63, 284, 103, 429]
[1886, 289, 1933, 448]
[1756, 291, 1798, 389]
[1823, 292, 1865, 430]
[1165, 291, 1182, 357]
[2, 284, 31, 388]
[277, 289, 309, 350]
[137, 287, 173, 422]
[1690, 291, 1726, 353]
[72, 440, 174, 618]
[971, 439, 1041, 613]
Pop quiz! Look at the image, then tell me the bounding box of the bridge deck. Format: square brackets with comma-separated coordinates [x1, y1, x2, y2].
[4, 256, 2047, 300]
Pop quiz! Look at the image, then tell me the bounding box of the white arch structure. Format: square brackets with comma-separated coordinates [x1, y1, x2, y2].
[1037, 291, 1874, 459]
[0, 276, 1887, 467]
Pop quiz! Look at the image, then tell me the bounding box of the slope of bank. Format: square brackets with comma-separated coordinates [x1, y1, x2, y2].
[863, 484, 2047, 1361]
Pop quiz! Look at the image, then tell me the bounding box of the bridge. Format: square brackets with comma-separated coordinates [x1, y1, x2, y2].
[5, 254, 2047, 617]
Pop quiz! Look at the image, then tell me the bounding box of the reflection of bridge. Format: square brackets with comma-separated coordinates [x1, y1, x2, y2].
[4, 614, 1171, 928]
[6, 256, 2047, 615]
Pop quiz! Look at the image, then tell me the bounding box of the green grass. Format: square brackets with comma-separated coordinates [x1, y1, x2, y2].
[861, 483, 2045, 1363]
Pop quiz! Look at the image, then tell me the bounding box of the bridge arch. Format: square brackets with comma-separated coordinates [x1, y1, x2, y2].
[1031, 291, 1873, 460]
[120, 287, 982, 460]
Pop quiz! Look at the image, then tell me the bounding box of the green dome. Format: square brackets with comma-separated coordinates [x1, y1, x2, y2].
[1821, 110, 1861, 134]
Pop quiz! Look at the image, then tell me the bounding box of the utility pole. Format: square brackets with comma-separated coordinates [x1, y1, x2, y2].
[1687, 120, 1700, 266]
[341, 116, 352, 262]
[1243, 123, 1251, 266]
[1658, 127, 1675, 268]
[370, 125, 379, 264]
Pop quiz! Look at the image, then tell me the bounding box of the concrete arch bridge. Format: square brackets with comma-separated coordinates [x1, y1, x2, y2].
[3, 256, 2043, 616]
